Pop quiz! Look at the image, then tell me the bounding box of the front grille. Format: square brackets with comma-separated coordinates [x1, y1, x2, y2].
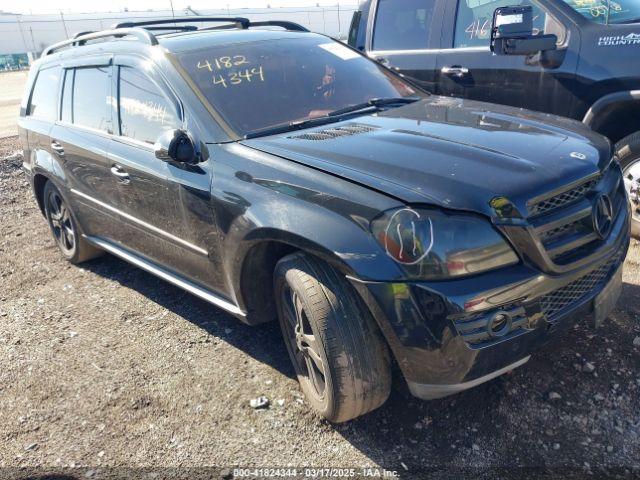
[529, 177, 600, 217]
[540, 249, 623, 321]
[290, 123, 378, 141]
[538, 219, 588, 244]
[529, 167, 624, 264]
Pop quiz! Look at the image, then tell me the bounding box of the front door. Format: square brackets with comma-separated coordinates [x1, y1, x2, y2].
[436, 0, 580, 117]
[109, 58, 221, 291]
[365, 0, 444, 93]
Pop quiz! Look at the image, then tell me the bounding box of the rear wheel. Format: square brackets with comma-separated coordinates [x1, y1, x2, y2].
[274, 253, 391, 422]
[43, 181, 103, 264]
[616, 132, 640, 238]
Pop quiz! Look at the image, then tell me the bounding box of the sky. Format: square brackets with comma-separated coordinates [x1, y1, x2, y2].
[5, 0, 352, 15]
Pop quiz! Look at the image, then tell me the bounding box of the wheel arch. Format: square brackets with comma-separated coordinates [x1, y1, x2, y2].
[33, 172, 49, 216]
[236, 229, 369, 326]
[583, 90, 640, 145]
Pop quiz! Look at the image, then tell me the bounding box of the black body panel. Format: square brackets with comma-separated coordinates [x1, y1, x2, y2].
[18, 26, 630, 398]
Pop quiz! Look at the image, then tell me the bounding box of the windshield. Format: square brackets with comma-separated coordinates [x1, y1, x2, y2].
[175, 36, 422, 136]
[562, 0, 640, 24]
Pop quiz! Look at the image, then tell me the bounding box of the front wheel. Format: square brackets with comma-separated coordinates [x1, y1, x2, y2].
[616, 132, 640, 238]
[274, 253, 391, 422]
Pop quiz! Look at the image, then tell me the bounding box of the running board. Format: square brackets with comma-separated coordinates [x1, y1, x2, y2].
[84, 235, 245, 317]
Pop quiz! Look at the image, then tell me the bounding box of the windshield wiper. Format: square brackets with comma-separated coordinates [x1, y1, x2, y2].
[244, 97, 421, 140]
[244, 115, 344, 139]
[327, 97, 421, 117]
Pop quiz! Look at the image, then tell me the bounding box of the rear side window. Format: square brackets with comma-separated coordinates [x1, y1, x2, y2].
[72, 67, 111, 132]
[60, 69, 73, 124]
[373, 0, 436, 50]
[118, 67, 180, 144]
[27, 66, 61, 121]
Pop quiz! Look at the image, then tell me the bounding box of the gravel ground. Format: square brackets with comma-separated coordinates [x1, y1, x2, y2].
[1, 135, 639, 478]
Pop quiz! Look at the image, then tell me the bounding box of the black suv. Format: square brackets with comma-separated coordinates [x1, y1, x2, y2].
[19, 17, 630, 422]
[349, 0, 640, 237]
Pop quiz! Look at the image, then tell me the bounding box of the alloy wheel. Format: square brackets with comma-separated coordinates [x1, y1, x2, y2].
[623, 159, 640, 224]
[280, 285, 327, 400]
[47, 190, 76, 255]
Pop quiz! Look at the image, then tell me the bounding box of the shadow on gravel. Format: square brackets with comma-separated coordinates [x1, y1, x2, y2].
[80, 253, 296, 381]
[82, 253, 640, 472]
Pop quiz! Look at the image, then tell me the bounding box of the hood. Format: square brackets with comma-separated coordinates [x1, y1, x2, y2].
[241, 96, 612, 219]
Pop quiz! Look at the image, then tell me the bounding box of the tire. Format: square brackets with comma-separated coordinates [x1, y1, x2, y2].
[43, 181, 103, 264]
[274, 253, 392, 422]
[615, 132, 640, 238]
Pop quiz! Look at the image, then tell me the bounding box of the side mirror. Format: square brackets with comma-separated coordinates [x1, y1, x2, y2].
[490, 5, 557, 56]
[154, 129, 200, 164]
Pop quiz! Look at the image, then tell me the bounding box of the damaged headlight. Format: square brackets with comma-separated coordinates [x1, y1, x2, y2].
[370, 207, 519, 280]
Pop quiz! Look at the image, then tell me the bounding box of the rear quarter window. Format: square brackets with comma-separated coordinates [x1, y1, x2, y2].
[27, 66, 61, 122]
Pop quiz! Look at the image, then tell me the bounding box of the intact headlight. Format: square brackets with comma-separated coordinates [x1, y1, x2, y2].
[370, 207, 519, 280]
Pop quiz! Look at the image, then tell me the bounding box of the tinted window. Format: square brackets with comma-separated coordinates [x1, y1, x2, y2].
[118, 67, 180, 144]
[28, 66, 61, 121]
[60, 69, 73, 123]
[373, 0, 435, 50]
[562, 0, 640, 24]
[454, 0, 550, 48]
[72, 67, 110, 132]
[177, 37, 420, 136]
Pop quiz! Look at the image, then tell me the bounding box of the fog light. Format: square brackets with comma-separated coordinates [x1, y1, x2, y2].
[488, 311, 512, 337]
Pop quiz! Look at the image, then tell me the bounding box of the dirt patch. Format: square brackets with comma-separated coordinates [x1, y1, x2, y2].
[1, 135, 639, 476]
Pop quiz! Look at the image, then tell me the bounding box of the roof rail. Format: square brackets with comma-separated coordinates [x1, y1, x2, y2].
[42, 28, 158, 57]
[112, 17, 251, 30]
[73, 31, 95, 39]
[40, 17, 310, 58]
[111, 16, 309, 32]
[246, 20, 308, 32]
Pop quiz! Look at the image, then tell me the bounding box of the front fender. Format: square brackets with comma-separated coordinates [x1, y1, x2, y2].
[210, 143, 407, 308]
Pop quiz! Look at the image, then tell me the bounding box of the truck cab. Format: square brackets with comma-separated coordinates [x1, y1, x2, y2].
[350, 0, 640, 236]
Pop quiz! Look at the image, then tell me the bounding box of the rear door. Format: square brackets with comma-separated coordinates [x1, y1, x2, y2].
[365, 0, 444, 93]
[49, 61, 121, 239]
[436, 0, 580, 117]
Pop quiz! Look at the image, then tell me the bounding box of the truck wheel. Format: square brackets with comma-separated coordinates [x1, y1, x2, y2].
[274, 253, 391, 422]
[43, 181, 103, 264]
[616, 132, 640, 238]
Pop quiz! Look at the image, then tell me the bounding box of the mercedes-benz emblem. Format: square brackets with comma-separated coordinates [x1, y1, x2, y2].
[592, 193, 614, 239]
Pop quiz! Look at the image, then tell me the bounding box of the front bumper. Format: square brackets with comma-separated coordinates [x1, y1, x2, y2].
[349, 206, 630, 400]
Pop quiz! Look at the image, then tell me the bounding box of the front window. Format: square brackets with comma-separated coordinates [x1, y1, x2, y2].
[175, 37, 421, 137]
[118, 67, 180, 144]
[453, 0, 563, 48]
[562, 0, 640, 24]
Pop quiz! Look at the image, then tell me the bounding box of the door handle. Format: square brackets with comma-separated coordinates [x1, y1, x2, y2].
[441, 66, 469, 78]
[51, 140, 65, 156]
[110, 164, 130, 184]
